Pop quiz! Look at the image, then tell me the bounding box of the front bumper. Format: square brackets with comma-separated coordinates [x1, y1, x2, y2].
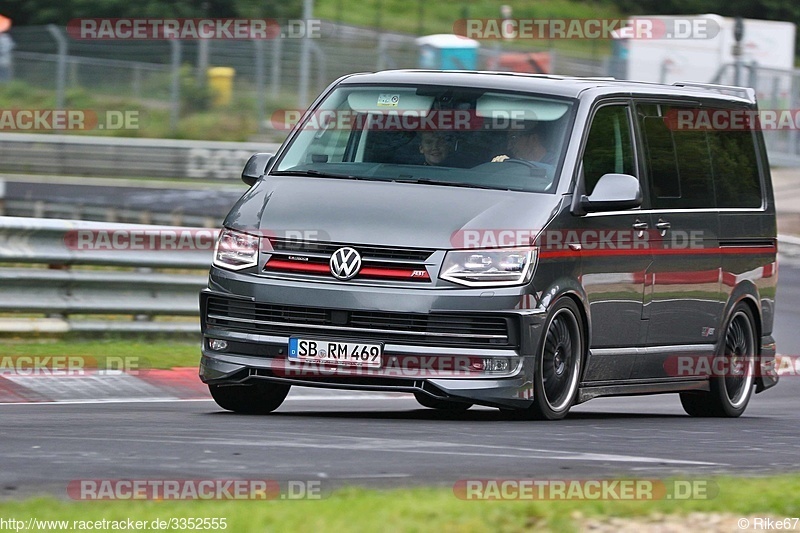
[200, 351, 537, 409]
[199, 268, 547, 408]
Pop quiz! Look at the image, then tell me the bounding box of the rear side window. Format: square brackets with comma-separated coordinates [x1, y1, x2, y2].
[582, 105, 636, 195]
[638, 104, 715, 209]
[707, 129, 762, 208]
[637, 102, 763, 210]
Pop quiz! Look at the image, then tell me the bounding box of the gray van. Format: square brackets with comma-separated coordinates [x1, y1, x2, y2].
[200, 71, 778, 419]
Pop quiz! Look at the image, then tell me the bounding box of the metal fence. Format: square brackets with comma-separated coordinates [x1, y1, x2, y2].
[5, 23, 609, 133]
[1, 215, 799, 334]
[0, 132, 278, 180]
[0, 216, 213, 333]
[4, 22, 800, 165]
[6, 23, 422, 131]
[712, 63, 800, 166]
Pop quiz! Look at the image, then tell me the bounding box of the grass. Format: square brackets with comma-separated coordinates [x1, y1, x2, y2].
[0, 80, 294, 142]
[0, 340, 200, 369]
[315, 0, 623, 56]
[0, 476, 799, 532]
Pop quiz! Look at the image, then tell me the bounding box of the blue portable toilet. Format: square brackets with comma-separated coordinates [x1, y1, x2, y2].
[416, 34, 480, 70]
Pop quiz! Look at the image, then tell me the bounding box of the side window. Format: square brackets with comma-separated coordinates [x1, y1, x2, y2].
[638, 104, 715, 209]
[582, 105, 636, 195]
[707, 126, 762, 208]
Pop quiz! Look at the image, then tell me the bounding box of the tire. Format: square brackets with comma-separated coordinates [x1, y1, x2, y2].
[525, 298, 584, 420]
[209, 382, 291, 414]
[680, 303, 757, 418]
[413, 391, 472, 411]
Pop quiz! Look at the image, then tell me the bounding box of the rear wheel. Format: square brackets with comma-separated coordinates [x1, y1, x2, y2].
[413, 392, 472, 411]
[680, 303, 756, 417]
[526, 298, 584, 420]
[209, 382, 291, 414]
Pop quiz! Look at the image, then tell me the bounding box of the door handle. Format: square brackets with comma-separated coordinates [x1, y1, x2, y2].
[632, 219, 648, 237]
[656, 219, 671, 236]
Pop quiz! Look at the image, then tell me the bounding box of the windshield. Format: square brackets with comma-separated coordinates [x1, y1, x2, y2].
[273, 84, 575, 193]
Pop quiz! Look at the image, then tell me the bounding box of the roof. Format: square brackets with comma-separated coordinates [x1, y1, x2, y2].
[337, 70, 756, 105]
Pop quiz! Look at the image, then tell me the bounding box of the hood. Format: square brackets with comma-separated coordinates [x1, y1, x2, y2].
[223, 176, 561, 249]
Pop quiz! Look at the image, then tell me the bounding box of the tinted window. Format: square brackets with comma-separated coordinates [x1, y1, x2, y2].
[708, 129, 762, 208]
[582, 105, 636, 195]
[639, 105, 715, 209]
[273, 85, 576, 193]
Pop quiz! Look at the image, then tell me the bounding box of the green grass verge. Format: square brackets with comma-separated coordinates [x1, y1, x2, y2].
[0, 80, 293, 142]
[0, 476, 799, 532]
[1, 340, 200, 369]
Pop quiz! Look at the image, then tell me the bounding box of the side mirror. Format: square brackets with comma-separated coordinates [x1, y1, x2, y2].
[241, 153, 275, 186]
[579, 173, 642, 213]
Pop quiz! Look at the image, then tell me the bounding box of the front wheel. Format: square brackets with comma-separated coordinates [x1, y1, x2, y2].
[680, 303, 756, 417]
[209, 382, 291, 414]
[526, 298, 584, 420]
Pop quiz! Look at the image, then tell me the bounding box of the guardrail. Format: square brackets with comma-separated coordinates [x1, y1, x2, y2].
[0, 216, 215, 333]
[2, 199, 217, 228]
[779, 234, 800, 260]
[1, 215, 799, 334]
[0, 133, 280, 180]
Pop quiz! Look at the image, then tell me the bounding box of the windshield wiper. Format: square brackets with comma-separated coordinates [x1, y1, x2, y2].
[393, 177, 501, 190]
[271, 169, 361, 180]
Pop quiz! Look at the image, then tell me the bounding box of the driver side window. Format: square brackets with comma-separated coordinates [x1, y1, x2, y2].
[582, 105, 636, 195]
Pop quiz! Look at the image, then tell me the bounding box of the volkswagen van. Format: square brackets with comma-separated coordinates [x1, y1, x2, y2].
[200, 71, 778, 419]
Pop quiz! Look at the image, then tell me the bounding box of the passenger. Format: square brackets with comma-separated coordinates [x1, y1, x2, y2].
[418, 131, 455, 166]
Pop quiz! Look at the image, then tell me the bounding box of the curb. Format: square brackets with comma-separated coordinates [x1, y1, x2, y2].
[0, 367, 210, 403]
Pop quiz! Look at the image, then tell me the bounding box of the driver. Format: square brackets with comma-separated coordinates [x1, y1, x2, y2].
[491, 122, 556, 165]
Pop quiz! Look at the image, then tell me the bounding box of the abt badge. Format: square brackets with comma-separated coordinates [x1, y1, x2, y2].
[701, 327, 715, 337]
[329, 247, 362, 281]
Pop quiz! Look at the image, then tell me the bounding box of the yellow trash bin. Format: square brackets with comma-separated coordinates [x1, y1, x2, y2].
[207, 67, 235, 107]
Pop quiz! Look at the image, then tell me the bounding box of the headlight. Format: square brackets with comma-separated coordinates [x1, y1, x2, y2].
[213, 228, 260, 271]
[439, 247, 537, 287]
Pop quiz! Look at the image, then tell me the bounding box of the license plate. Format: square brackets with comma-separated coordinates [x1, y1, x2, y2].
[288, 338, 383, 368]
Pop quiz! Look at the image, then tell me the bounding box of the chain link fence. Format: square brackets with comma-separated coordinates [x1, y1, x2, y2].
[4, 23, 611, 134]
[4, 23, 797, 164]
[713, 63, 800, 166]
[5, 23, 422, 132]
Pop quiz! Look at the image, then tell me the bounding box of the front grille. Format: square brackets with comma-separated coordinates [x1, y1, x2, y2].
[263, 239, 434, 282]
[205, 296, 515, 347]
[268, 238, 434, 262]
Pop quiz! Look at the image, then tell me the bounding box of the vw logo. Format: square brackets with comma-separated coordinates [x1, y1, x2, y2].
[329, 247, 362, 281]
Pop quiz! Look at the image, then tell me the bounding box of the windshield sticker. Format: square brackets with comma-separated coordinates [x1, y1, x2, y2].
[377, 94, 400, 107]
